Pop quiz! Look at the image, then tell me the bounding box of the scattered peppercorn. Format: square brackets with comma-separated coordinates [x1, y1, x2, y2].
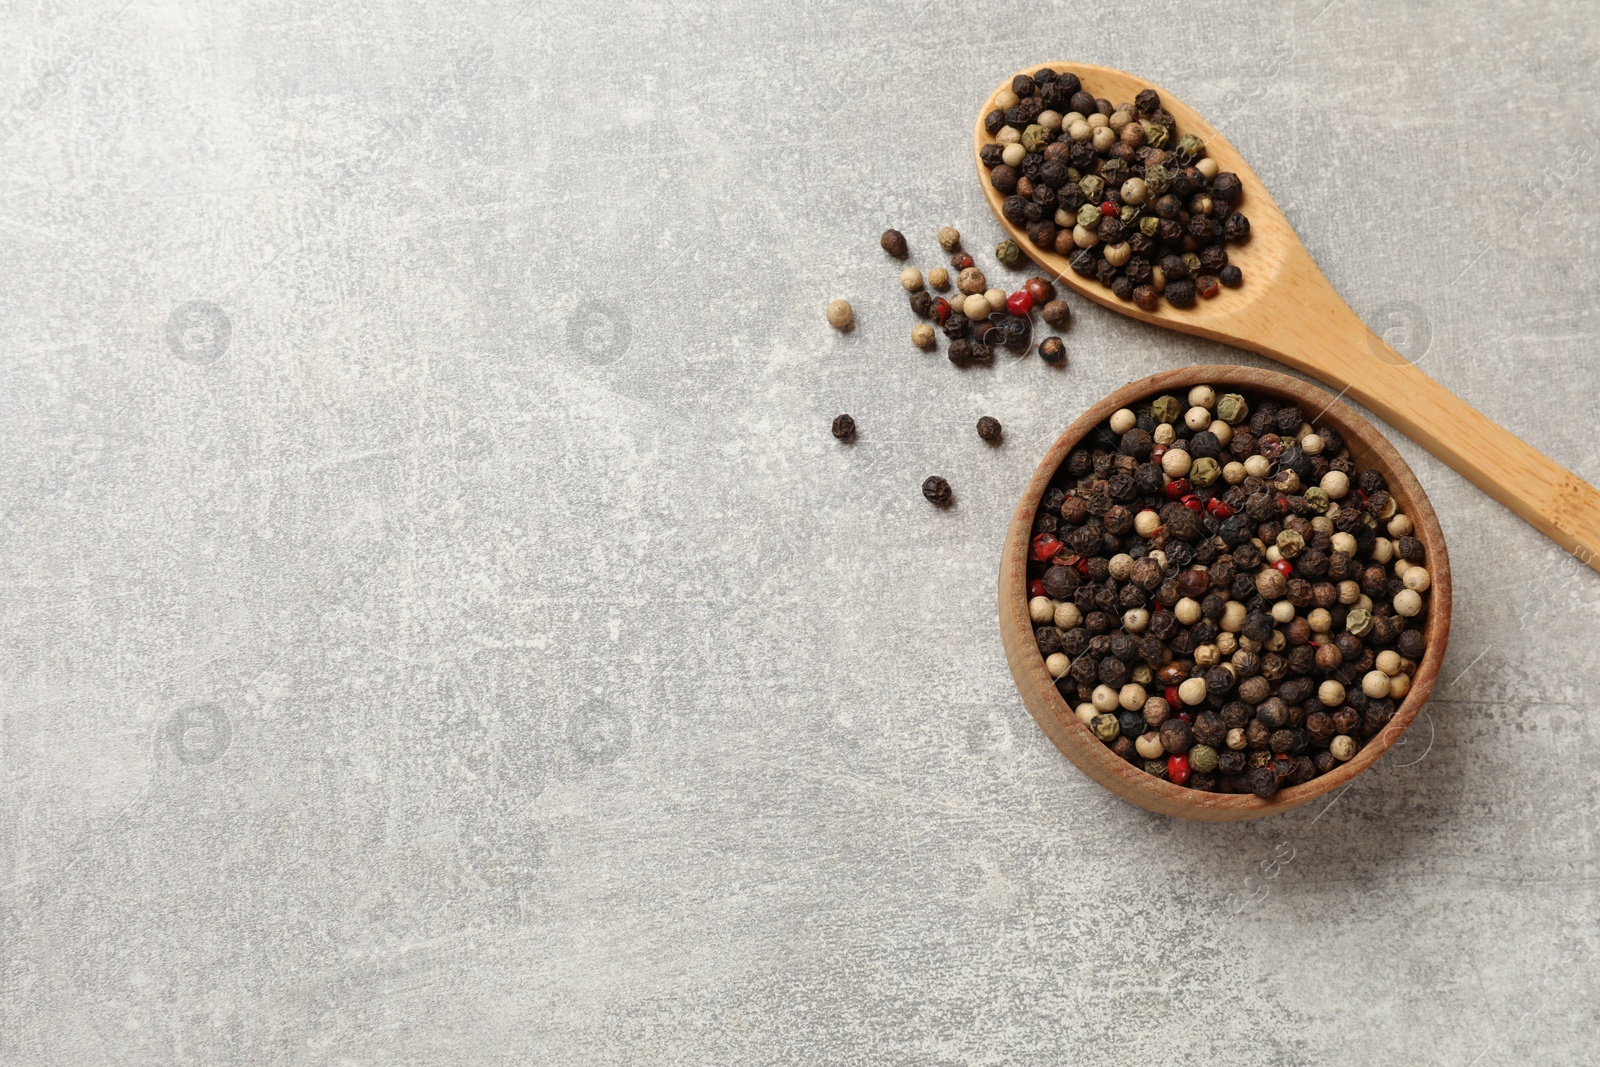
[996, 240, 1023, 267]
[911, 324, 936, 350]
[923, 475, 953, 506]
[977, 416, 1003, 443]
[1027, 381, 1430, 795]
[980, 73, 1250, 309]
[831, 414, 856, 441]
[826, 299, 853, 329]
[1039, 336, 1067, 364]
[881, 229, 907, 258]
[928, 267, 951, 290]
[938, 226, 961, 251]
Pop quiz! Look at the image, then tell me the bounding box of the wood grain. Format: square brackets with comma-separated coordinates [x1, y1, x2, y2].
[998, 366, 1452, 820]
[977, 63, 1600, 575]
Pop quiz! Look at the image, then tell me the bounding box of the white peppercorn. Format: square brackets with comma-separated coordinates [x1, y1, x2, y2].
[1321, 470, 1350, 498]
[1119, 683, 1148, 711]
[1135, 732, 1165, 759]
[927, 267, 950, 290]
[1330, 735, 1356, 761]
[1054, 602, 1082, 630]
[1123, 607, 1150, 633]
[1109, 408, 1137, 434]
[1388, 513, 1414, 538]
[900, 267, 924, 291]
[1177, 677, 1207, 706]
[1030, 596, 1055, 624]
[1046, 652, 1070, 678]
[1318, 680, 1346, 707]
[911, 324, 936, 350]
[962, 294, 991, 320]
[1092, 684, 1120, 712]
[826, 299, 853, 329]
[1001, 142, 1027, 167]
[985, 288, 1006, 312]
[1133, 510, 1162, 538]
[1403, 567, 1430, 592]
[1175, 597, 1202, 625]
[1393, 589, 1423, 617]
[1162, 449, 1192, 478]
[938, 226, 961, 251]
[1075, 702, 1097, 725]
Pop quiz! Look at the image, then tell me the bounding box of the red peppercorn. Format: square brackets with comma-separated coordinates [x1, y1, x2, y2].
[1273, 559, 1293, 576]
[1182, 494, 1203, 511]
[1277, 496, 1290, 513]
[1207, 499, 1234, 519]
[1074, 557, 1090, 577]
[1168, 753, 1191, 786]
[1006, 290, 1034, 316]
[1031, 534, 1063, 561]
[1177, 711, 1193, 724]
[1164, 478, 1191, 500]
[951, 253, 974, 270]
[1028, 579, 1046, 598]
[933, 297, 951, 325]
[1165, 685, 1181, 708]
[1151, 444, 1167, 461]
[1100, 201, 1117, 216]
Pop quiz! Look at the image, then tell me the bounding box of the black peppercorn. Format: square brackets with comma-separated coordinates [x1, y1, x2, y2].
[977, 416, 1002, 444]
[910, 290, 934, 318]
[1039, 336, 1067, 364]
[880, 229, 907, 258]
[942, 312, 969, 339]
[984, 110, 1006, 136]
[1011, 73, 1036, 97]
[830, 414, 855, 441]
[921, 475, 952, 507]
[947, 339, 972, 365]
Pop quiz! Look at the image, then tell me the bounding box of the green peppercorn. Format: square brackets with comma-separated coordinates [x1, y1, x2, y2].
[1346, 607, 1374, 637]
[1139, 216, 1160, 238]
[1141, 121, 1169, 149]
[1092, 713, 1121, 741]
[1173, 132, 1205, 160]
[1189, 456, 1220, 487]
[1079, 174, 1104, 201]
[1181, 252, 1203, 277]
[1216, 393, 1249, 424]
[995, 240, 1022, 267]
[1303, 486, 1330, 514]
[1149, 395, 1182, 424]
[1143, 758, 1169, 779]
[1188, 744, 1219, 774]
[1276, 529, 1306, 558]
[1120, 204, 1140, 224]
[1022, 124, 1051, 152]
[1077, 203, 1101, 228]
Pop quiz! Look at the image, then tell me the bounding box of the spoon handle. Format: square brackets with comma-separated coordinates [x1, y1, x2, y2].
[1256, 301, 1600, 574]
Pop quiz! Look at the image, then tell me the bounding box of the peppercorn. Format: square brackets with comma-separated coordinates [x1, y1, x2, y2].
[996, 240, 1022, 267]
[825, 299, 853, 329]
[830, 414, 855, 441]
[922, 475, 952, 507]
[977, 416, 1003, 444]
[911, 324, 936, 350]
[910, 290, 934, 318]
[938, 226, 961, 251]
[880, 229, 907, 258]
[1042, 298, 1072, 327]
[1039, 336, 1067, 364]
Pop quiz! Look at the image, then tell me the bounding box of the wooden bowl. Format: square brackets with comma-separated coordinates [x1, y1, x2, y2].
[999, 366, 1452, 820]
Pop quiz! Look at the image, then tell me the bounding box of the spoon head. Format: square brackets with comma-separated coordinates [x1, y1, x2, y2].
[975, 63, 1298, 345]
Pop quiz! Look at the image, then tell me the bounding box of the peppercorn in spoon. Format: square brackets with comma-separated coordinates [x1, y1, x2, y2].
[975, 63, 1600, 573]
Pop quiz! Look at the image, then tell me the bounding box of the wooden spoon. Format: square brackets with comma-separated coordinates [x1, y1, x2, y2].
[976, 63, 1600, 574]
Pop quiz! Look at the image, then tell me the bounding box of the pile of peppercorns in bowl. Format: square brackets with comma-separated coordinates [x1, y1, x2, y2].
[977, 68, 1249, 310]
[998, 366, 1451, 820]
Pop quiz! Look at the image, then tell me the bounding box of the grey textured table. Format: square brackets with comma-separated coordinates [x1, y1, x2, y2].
[4, 2, 1599, 1064]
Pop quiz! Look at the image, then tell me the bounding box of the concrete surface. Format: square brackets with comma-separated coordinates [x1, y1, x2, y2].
[3, 1, 1599, 1063]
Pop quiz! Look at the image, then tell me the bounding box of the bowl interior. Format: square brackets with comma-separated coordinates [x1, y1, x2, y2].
[1000, 365, 1452, 820]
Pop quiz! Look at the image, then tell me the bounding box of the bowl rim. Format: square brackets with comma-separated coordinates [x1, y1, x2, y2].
[999, 365, 1453, 820]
